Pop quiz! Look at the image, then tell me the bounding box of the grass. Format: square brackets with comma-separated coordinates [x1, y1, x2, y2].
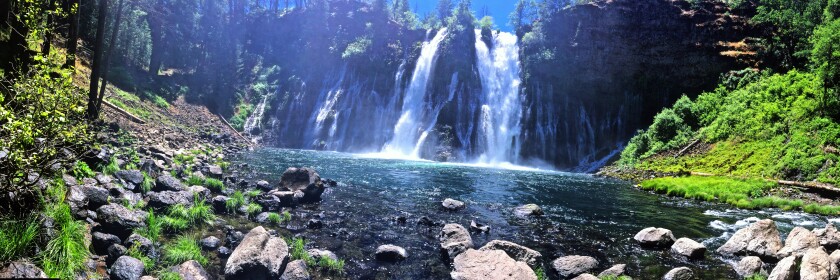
[246, 203, 263, 217]
[226, 191, 245, 213]
[135, 210, 162, 241]
[173, 153, 195, 166]
[535, 267, 546, 280]
[39, 180, 89, 279]
[0, 216, 40, 263]
[150, 94, 170, 109]
[162, 197, 215, 232]
[318, 256, 345, 274]
[141, 172, 154, 194]
[245, 189, 262, 198]
[156, 270, 182, 280]
[744, 274, 768, 280]
[600, 276, 632, 280]
[204, 178, 225, 192]
[267, 211, 292, 225]
[289, 237, 316, 266]
[101, 157, 120, 175]
[72, 161, 95, 179]
[162, 235, 208, 266]
[186, 175, 205, 186]
[127, 244, 155, 270]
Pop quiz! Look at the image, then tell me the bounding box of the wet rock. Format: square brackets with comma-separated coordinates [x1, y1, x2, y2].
[201, 236, 221, 250]
[225, 230, 245, 248]
[552, 255, 598, 279]
[115, 170, 144, 191]
[735, 256, 765, 277]
[218, 246, 232, 258]
[418, 216, 439, 227]
[440, 223, 474, 259]
[155, 174, 185, 192]
[257, 195, 282, 212]
[514, 204, 544, 218]
[256, 180, 272, 191]
[571, 274, 599, 280]
[68, 184, 110, 212]
[255, 212, 271, 224]
[307, 219, 323, 229]
[442, 198, 466, 210]
[800, 247, 839, 280]
[280, 260, 310, 280]
[0, 261, 48, 278]
[212, 195, 229, 212]
[111, 256, 145, 280]
[147, 191, 193, 210]
[278, 167, 324, 203]
[451, 249, 537, 280]
[224, 226, 290, 279]
[813, 223, 840, 251]
[175, 260, 211, 280]
[478, 240, 542, 267]
[375, 244, 408, 261]
[670, 237, 706, 259]
[598, 264, 626, 278]
[768, 255, 798, 280]
[107, 244, 127, 266]
[268, 191, 296, 207]
[634, 227, 676, 248]
[93, 232, 123, 255]
[125, 234, 156, 258]
[716, 219, 782, 260]
[778, 226, 819, 258]
[469, 220, 491, 234]
[307, 249, 338, 261]
[140, 159, 164, 176]
[663, 267, 693, 280]
[96, 203, 147, 239]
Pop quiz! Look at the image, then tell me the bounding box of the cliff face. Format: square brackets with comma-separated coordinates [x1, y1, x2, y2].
[519, 0, 754, 170]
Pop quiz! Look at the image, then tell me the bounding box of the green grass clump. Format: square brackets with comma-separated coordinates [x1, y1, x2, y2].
[600, 276, 632, 280]
[150, 94, 170, 109]
[318, 256, 345, 274]
[157, 270, 182, 280]
[744, 274, 768, 280]
[803, 204, 840, 215]
[101, 157, 121, 175]
[173, 154, 195, 166]
[185, 175, 205, 186]
[135, 210, 162, 241]
[127, 244, 155, 270]
[0, 217, 40, 263]
[162, 235, 208, 266]
[535, 267, 546, 280]
[141, 172, 154, 194]
[267, 211, 291, 224]
[204, 178, 225, 191]
[72, 161, 95, 179]
[161, 196, 215, 232]
[288, 237, 315, 266]
[245, 189, 262, 198]
[40, 204, 89, 279]
[246, 203, 263, 217]
[226, 191, 245, 213]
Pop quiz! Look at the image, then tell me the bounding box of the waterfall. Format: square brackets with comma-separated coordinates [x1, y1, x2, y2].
[381, 28, 448, 159]
[244, 95, 269, 138]
[474, 30, 523, 164]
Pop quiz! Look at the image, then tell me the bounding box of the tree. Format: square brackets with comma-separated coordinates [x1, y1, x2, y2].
[96, 0, 126, 113]
[64, 0, 80, 68]
[436, 0, 453, 22]
[87, 0, 109, 120]
[811, 18, 840, 116]
[372, 0, 387, 14]
[510, 0, 535, 34]
[753, 0, 830, 70]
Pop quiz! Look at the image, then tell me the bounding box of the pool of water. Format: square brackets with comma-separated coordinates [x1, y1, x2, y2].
[230, 148, 835, 279]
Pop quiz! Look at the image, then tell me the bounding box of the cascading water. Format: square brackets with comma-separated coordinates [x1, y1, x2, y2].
[244, 95, 269, 138]
[473, 30, 523, 165]
[381, 28, 448, 159]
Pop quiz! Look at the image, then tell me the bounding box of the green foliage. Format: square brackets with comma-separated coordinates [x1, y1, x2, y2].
[173, 153, 196, 166]
[39, 194, 88, 280]
[135, 210, 162, 241]
[753, 0, 831, 69]
[164, 197, 215, 231]
[267, 212, 282, 224]
[186, 175, 205, 186]
[318, 255, 346, 274]
[157, 270, 183, 280]
[72, 161, 95, 180]
[289, 237, 316, 266]
[229, 102, 255, 132]
[204, 178, 225, 191]
[245, 189, 262, 198]
[535, 267, 546, 280]
[478, 16, 496, 30]
[745, 274, 768, 280]
[0, 217, 40, 263]
[811, 18, 840, 113]
[127, 244, 155, 271]
[226, 191, 245, 213]
[141, 172, 154, 194]
[342, 37, 373, 60]
[163, 235, 208, 267]
[101, 157, 121, 175]
[246, 203, 263, 217]
[510, 0, 536, 34]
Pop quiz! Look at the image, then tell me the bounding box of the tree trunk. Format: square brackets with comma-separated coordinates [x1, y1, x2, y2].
[87, 0, 109, 121]
[64, 0, 79, 68]
[147, 12, 164, 75]
[41, 0, 55, 55]
[96, 0, 125, 114]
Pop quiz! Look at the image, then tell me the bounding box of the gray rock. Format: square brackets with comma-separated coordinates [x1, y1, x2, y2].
[478, 240, 542, 267]
[778, 226, 819, 258]
[176, 260, 211, 280]
[96, 203, 147, 239]
[813, 223, 840, 250]
[212, 195, 229, 212]
[768, 255, 798, 280]
[307, 249, 338, 261]
[155, 174, 185, 192]
[662, 267, 693, 280]
[111, 256, 145, 280]
[831, 249, 840, 266]
[107, 244, 128, 266]
[571, 274, 600, 280]
[800, 247, 839, 280]
[514, 204, 544, 218]
[115, 170, 144, 190]
[375, 244, 408, 261]
[96, 174, 114, 185]
[717, 219, 783, 260]
[218, 246, 232, 258]
[442, 198, 465, 210]
[670, 237, 706, 259]
[93, 231, 123, 255]
[255, 212, 271, 224]
[278, 167, 324, 203]
[735, 256, 765, 277]
[552, 255, 598, 279]
[469, 220, 491, 234]
[0, 262, 48, 278]
[188, 186, 210, 200]
[224, 226, 290, 280]
[598, 264, 627, 278]
[451, 249, 537, 280]
[256, 180, 272, 191]
[201, 236, 221, 250]
[125, 234, 156, 258]
[147, 191, 193, 210]
[206, 165, 224, 179]
[439, 223, 474, 259]
[68, 184, 110, 212]
[280, 260, 310, 280]
[634, 227, 676, 248]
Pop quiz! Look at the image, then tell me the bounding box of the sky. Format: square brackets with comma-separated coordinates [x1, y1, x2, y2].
[410, 0, 516, 32]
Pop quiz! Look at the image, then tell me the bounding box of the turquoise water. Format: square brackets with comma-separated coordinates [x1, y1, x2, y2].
[233, 148, 833, 279]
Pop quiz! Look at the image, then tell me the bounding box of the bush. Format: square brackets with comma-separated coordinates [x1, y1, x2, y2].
[163, 235, 208, 266]
[342, 37, 373, 60]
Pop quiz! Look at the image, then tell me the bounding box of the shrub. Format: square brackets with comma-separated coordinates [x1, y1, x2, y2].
[163, 235, 208, 266]
[101, 157, 120, 175]
[342, 37, 372, 60]
[0, 216, 40, 263]
[72, 161, 95, 179]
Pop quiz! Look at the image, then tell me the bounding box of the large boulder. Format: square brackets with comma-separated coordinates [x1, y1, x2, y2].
[800, 247, 839, 280]
[735, 256, 766, 277]
[777, 226, 820, 258]
[147, 191, 193, 210]
[670, 237, 706, 259]
[514, 204, 544, 218]
[450, 249, 537, 280]
[224, 226, 290, 280]
[443, 198, 466, 210]
[0, 262, 47, 278]
[175, 260, 211, 280]
[634, 227, 676, 248]
[813, 223, 840, 250]
[663, 267, 693, 280]
[716, 219, 783, 260]
[280, 260, 310, 280]
[571, 274, 599, 280]
[831, 250, 840, 266]
[375, 244, 408, 262]
[110, 256, 145, 280]
[439, 224, 474, 259]
[768, 255, 798, 280]
[478, 240, 543, 267]
[278, 167, 324, 203]
[155, 174, 185, 192]
[551, 255, 599, 279]
[96, 203, 147, 239]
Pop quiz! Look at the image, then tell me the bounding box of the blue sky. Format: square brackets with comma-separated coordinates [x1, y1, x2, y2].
[410, 0, 516, 31]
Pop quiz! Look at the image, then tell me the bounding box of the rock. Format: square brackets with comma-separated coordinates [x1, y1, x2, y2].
[107, 244, 128, 266]
[268, 191, 296, 207]
[451, 249, 537, 280]
[139, 276, 156, 280]
[375, 244, 408, 261]
[201, 236, 221, 250]
[212, 195, 229, 212]
[115, 170, 144, 191]
[147, 191, 193, 210]
[469, 220, 491, 234]
[278, 167, 324, 203]
[188, 186, 211, 200]
[96, 204, 147, 239]
[478, 240, 542, 267]
[257, 195, 282, 212]
[813, 223, 840, 250]
[662, 267, 693, 280]
[140, 159, 164, 176]
[225, 230, 245, 248]
[93, 232, 123, 255]
[111, 256, 145, 280]
[716, 219, 783, 260]
[514, 204, 544, 218]
[307, 249, 338, 261]
[224, 226, 290, 279]
[256, 180, 272, 191]
[206, 165, 224, 179]
[800, 247, 839, 280]
[778, 226, 820, 258]
[0, 262, 48, 278]
[571, 274, 600, 280]
[280, 260, 310, 280]
[96, 174, 113, 184]
[634, 227, 676, 248]
[255, 212, 271, 224]
[670, 237, 706, 259]
[443, 198, 466, 210]
[175, 260, 211, 280]
[768, 255, 798, 280]
[439, 223, 474, 259]
[155, 174, 185, 192]
[125, 234, 156, 258]
[307, 219, 323, 229]
[831, 249, 840, 266]
[598, 264, 627, 278]
[218, 246, 232, 258]
[735, 256, 765, 277]
[552, 255, 598, 279]
[68, 184, 110, 212]
[418, 216, 439, 227]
